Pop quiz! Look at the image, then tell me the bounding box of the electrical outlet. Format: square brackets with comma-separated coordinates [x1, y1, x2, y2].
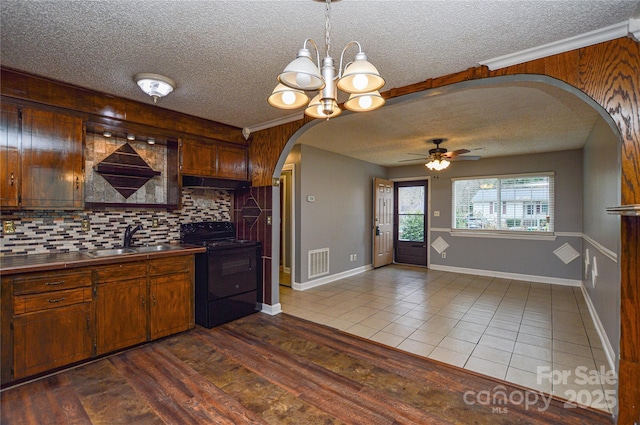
[81, 219, 90, 232]
[3, 220, 15, 234]
[442, 252, 446, 259]
[350, 254, 354, 261]
[152, 218, 159, 228]
[353, 254, 357, 261]
[434, 211, 440, 217]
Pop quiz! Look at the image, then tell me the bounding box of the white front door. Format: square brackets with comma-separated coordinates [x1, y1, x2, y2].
[373, 177, 394, 268]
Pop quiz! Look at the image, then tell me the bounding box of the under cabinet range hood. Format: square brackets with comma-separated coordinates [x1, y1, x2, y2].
[182, 175, 251, 191]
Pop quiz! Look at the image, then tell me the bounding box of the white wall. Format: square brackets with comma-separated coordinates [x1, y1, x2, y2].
[389, 149, 584, 283]
[288, 144, 387, 284]
[582, 117, 621, 370]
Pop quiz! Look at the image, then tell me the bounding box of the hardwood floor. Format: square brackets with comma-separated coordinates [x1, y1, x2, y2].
[1, 313, 612, 424]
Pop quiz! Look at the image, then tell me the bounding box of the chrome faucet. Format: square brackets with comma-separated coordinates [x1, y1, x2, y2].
[123, 224, 143, 247]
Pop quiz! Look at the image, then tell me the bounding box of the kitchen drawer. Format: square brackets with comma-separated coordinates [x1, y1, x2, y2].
[13, 287, 92, 315]
[149, 255, 192, 276]
[94, 262, 146, 283]
[12, 269, 91, 295]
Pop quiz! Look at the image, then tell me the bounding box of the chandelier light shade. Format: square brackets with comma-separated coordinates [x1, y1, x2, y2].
[268, 83, 310, 109]
[337, 52, 385, 93]
[278, 46, 325, 91]
[269, 0, 385, 120]
[344, 91, 385, 112]
[305, 94, 342, 119]
[134, 73, 176, 103]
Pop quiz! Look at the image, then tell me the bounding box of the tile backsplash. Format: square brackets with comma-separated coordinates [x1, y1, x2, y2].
[0, 188, 231, 256]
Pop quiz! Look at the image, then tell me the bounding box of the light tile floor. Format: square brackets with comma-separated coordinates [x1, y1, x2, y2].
[280, 265, 615, 414]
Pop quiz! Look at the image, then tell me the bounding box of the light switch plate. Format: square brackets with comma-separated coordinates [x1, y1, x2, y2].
[81, 219, 90, 232]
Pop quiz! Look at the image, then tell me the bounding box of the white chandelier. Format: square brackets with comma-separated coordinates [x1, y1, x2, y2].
[268, 0, 385, 119]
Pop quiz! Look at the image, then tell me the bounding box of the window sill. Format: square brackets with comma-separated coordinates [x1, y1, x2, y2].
[449, 230, 557, 241]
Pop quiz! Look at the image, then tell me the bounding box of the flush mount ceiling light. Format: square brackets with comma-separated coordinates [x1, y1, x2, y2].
[134, 73, 176, 103]
[268, 0, 385, 120]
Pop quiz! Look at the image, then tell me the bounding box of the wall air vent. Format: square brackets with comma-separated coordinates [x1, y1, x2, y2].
[308, 248, 330, 279]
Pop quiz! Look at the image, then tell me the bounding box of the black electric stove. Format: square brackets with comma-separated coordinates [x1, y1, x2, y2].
[180, 221, 262, 328]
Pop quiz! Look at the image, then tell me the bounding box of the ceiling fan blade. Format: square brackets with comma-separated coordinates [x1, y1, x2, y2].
[398, 157, 427, 162]
[449, 155, 481, 161]
[406, 152, 429, 156]
[443, 149, 470, 158]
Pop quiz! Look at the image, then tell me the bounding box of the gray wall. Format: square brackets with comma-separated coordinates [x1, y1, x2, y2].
[582, 118, 620, 364]
[288, 144, 387, 283]
[389, 149, 584, 281]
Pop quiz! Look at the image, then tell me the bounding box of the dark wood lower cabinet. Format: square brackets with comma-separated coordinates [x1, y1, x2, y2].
[95, 263, 148, 356]
[13, 303, 92, 380]
[1, 254, 195, 386]
[149, 256, 194, 340]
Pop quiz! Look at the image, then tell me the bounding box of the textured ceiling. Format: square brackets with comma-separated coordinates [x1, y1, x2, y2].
[1, 0, 638, 165]
[297, 79, 604, 166]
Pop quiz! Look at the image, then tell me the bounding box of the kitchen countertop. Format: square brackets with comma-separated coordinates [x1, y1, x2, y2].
[0, 244, 206, 276]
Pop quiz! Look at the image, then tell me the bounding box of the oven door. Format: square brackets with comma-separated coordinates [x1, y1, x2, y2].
[207, 245, 258, 300]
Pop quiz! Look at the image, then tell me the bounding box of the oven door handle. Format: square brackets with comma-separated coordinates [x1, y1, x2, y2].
[249, 255, 252, 270]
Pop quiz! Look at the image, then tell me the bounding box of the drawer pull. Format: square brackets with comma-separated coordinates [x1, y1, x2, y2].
[45, 281, 65, 286]
[47, 298, 66, 303]
[10, 172, 14, 187]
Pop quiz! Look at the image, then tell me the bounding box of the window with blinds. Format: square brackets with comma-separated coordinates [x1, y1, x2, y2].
[452, 173, 554, 233]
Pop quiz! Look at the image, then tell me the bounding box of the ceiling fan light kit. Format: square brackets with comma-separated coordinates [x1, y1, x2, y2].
[269, 0, 385, 120]
[426, 158, 450, 171]
[399, 138, 481, 171]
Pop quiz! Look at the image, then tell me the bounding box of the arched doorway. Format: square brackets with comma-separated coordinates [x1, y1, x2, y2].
[267, 73, 624, 412]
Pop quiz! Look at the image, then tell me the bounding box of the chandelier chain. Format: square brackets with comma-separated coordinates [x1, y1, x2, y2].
[325, 0, 331, 58]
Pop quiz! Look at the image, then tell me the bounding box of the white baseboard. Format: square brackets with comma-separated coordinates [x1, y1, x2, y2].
[292, 265, 373, 291]
[428, 264, 582, 287]
[260, 303, 282, 315]
[579, 284, 617, 373]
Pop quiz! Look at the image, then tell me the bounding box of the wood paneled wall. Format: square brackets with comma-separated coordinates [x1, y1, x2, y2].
[0, 68, 246, 145]
[248, 37, 640, 424]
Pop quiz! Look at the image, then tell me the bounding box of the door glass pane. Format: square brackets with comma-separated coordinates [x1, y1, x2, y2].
[398, 186, 425, 242]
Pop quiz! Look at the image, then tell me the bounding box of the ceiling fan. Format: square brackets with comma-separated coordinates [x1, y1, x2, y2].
[400, 138, 481, 170]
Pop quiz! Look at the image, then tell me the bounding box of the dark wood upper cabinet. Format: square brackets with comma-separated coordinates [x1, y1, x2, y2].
[181, 138, 217, 177]
[0, 104, 20, 207]
[20, 108, 84, 209]
[181, 138, 247, 180]
[217, 144, 248, 180]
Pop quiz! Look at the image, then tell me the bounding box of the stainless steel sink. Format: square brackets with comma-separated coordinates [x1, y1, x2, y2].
[85, 248, 137, 257]
[133, 244, 182, 253]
